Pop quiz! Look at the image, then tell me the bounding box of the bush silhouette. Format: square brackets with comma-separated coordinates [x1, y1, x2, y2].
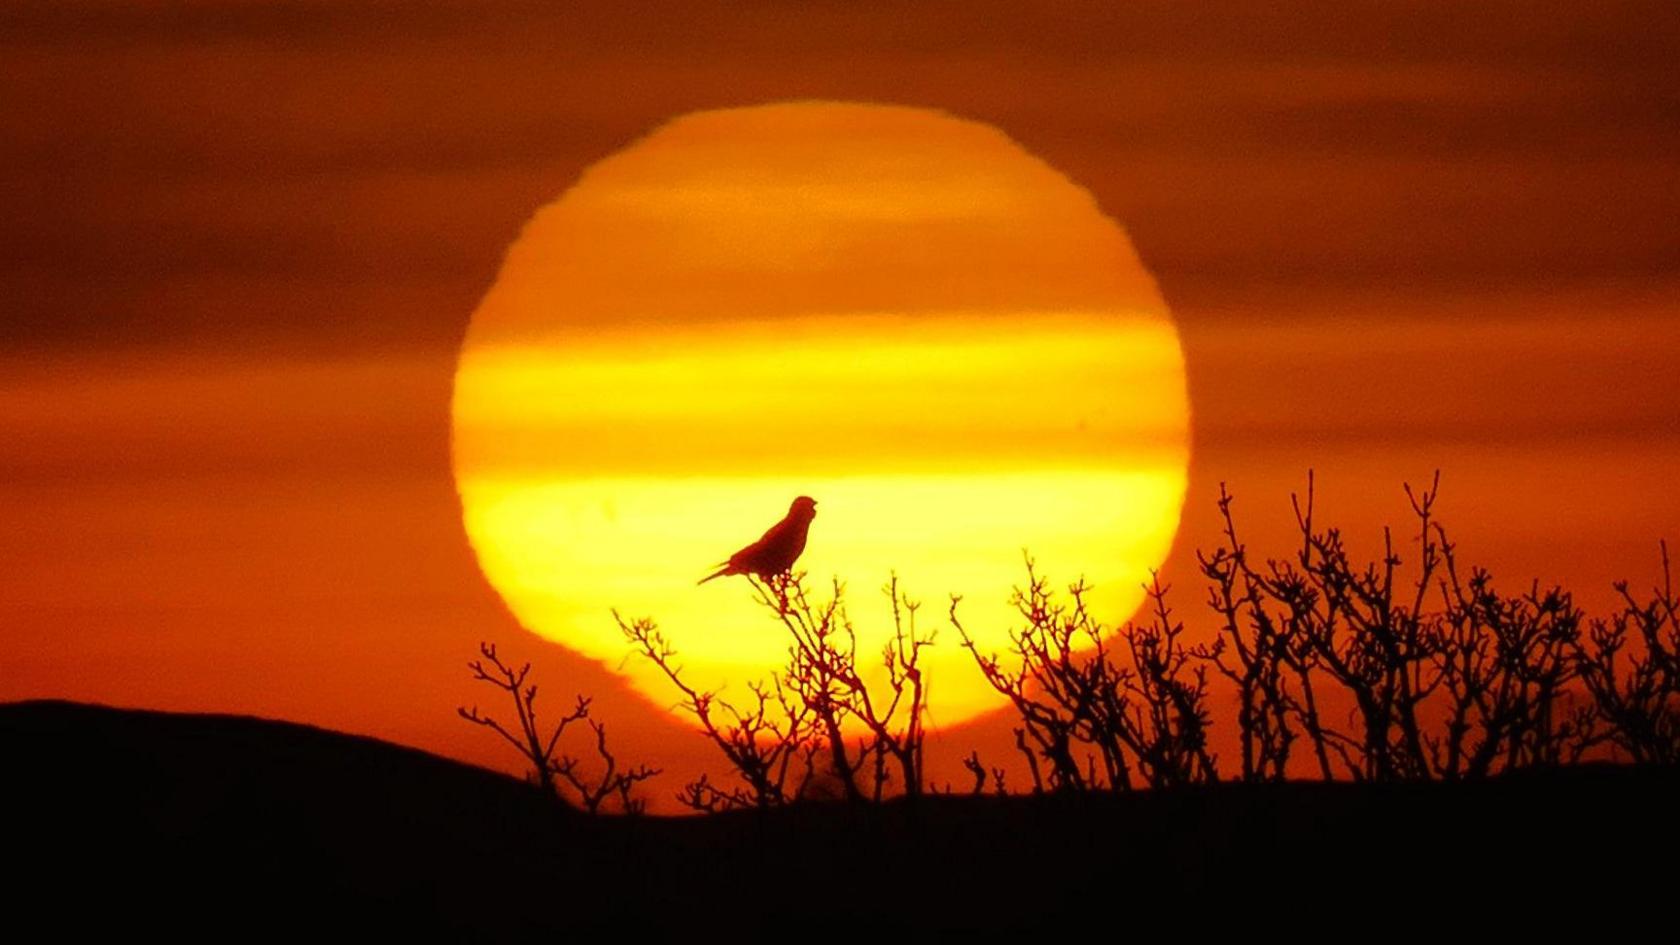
[1576, 543, 1680, 764]
[953, 562, 1216, 791]
[1193, 473, 1675, 779]
[469, 475, 1675, 815]
[617, 572, 933, 810]
[458, 642, 659, 813]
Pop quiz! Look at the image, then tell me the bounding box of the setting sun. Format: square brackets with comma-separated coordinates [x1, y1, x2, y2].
[451, 102, 1190, 724]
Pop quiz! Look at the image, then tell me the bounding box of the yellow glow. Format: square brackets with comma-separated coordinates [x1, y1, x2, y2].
[452, 102, 1191, 728]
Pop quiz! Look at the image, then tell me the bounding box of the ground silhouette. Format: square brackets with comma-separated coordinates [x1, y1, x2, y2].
[6, 700, 1673, 935]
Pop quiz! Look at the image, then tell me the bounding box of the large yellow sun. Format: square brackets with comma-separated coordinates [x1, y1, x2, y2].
[452, 102, 1190, 727]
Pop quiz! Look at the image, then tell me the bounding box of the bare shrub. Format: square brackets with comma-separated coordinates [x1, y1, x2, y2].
[1429, 546, 1589, 776]
[617, 571, 933, 810]
[589, 477, 1674, 813]
[618, 613, 819, 811]
[458, 642, 659, 813]
[1576, 543, 1680, 764]
[958, 751, 1007, 796]
[952, 559, 1217, 792]
[1197, 483, 1333, 781]
[1197, 473, 1614, 781]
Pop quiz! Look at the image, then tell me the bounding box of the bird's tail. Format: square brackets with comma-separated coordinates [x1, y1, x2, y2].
[697, 565, 731, 585]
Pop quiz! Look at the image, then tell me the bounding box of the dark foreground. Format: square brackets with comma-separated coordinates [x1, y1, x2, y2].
[4, 700, 1674, 935]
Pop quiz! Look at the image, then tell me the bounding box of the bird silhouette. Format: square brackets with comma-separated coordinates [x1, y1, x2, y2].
[697, 496, 818, 585]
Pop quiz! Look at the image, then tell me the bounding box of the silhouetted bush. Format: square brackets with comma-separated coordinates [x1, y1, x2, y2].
[1576, 543, 1680, 763]
[458, 642, 659, 813]
[958, 750, 1008, 796]
[617, 611, 819, 811]
[953, 560, 1217, 792]
[562, 476, 1674, 814]
[618, 572, 932, 810]
[944, 474, 1672, 794]
[1430, 533, 1589, 775]
[1192, 473, 1667, 780]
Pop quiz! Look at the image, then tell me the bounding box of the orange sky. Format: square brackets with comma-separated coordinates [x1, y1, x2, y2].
[3, 3, 1677, 807]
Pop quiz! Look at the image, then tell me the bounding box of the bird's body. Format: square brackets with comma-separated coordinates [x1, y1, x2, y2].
[698, 496, 818, 584]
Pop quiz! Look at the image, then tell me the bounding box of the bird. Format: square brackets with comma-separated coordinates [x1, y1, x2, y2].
[697, 496, 818, 585]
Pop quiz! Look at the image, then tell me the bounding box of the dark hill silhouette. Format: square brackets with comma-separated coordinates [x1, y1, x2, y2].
[4, 700, 1673, 935]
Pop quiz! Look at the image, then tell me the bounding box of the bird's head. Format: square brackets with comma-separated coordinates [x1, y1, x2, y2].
[790, 495, 818, 519]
